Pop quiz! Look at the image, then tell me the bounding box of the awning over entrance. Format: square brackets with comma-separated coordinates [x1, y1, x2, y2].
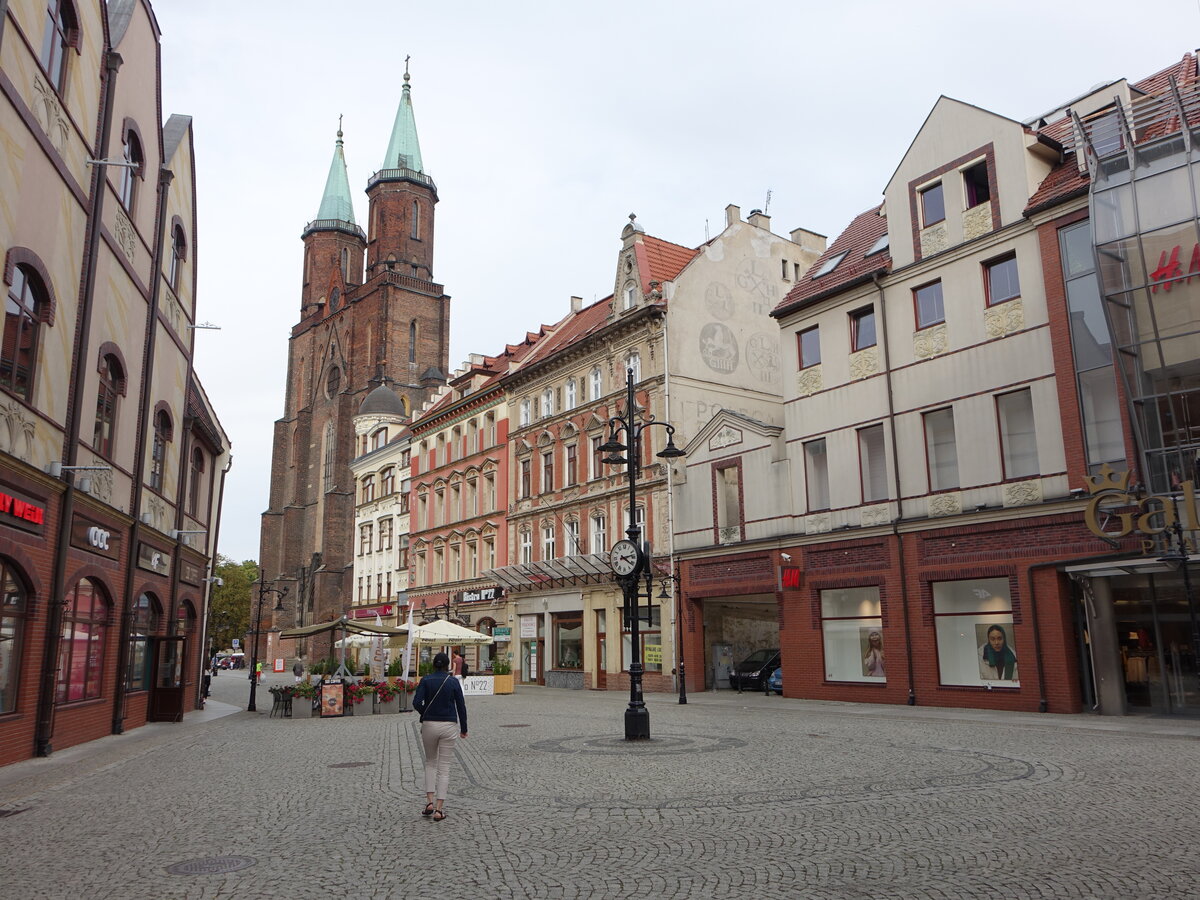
[279, 617, 408, 640]
[486, 553, 613, 592]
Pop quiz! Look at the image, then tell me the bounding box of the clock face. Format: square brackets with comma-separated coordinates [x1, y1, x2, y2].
[609, 540, 640, 576]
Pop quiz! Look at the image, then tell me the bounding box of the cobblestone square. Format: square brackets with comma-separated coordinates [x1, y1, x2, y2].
[0, 674, 1197, 899]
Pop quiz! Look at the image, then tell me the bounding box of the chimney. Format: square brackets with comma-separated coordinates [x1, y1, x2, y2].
[789, 227, 828, 256]
[570, 295, 583, 313]
[725, 204, 741, 227]
[748, 210, 771, 230]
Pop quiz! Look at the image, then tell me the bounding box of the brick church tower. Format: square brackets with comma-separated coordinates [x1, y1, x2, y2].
[259, 71, 449, 650]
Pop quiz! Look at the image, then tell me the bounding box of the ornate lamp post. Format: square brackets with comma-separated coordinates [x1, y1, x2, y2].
[599, 368, 685, 740]
[247, 570, 288, 712]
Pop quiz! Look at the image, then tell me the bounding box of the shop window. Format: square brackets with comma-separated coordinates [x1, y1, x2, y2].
[997, 388, 1037, 479]
[985, 254, 1020, 307]
[858, 424, 887, 503]
[554, 614, 582, 669]
[850, 306, 876, 351]
[820, 586, 884, 682]
[0, 560, 29, 714]
[127, 593, 160, 692]
[56, 578, 107, 703]
[622, 606, 662, 673]
[798, 325, 820, 369]
[914, 281, 945, 329]
[804, 438, 830, 511]
[923, 408, 959, 491]
[933, 578, 1019, 686]
[921, 182, 945, 226]
[963, 161, 990, 209]
[3, 263, 49, 402]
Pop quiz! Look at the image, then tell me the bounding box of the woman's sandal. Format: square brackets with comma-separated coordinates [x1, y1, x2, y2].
[421, 802, 435, 817]
[432, 809, 446, 822]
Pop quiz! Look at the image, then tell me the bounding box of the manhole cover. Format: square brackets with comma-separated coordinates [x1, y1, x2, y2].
[328, 761, 372, 768]
[499, 724, 531, 728]
[167, 856, 256, 876]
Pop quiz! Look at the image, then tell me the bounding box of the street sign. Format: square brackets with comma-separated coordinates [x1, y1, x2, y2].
[231, 638, 240, 649]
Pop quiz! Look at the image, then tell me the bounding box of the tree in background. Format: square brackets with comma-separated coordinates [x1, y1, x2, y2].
[208, 556, 258, 655]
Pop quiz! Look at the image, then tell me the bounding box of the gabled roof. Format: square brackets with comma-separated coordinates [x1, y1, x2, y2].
[513, 296, 614, 371]
[639, 235, 699, 289]
[771, 207, 890, 318]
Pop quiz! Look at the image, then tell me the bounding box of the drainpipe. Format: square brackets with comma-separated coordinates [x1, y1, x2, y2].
[34, 49, 123, 757]
[195, 454, 232, 709]
[111, 164, 174, 735]
[661, 310, 681, 691]
[873, 274, 917, 705]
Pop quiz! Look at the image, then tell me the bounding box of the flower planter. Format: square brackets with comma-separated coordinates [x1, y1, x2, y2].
[376, 696, 400, 714]
[292, 697, 315, 718]
[492, 673, 514, 695]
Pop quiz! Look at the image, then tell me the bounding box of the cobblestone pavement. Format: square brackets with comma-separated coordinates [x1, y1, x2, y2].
[1, 672, 1198, 900]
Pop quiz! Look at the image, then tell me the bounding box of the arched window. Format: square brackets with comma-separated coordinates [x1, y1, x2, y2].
[150, 409, 171, 491]
[371, 427, 387, 451]
[381, 467, 395, 495]
[2, 264, 47, 401]
[188, 447, 205, 516]
[93, 353, 124, 458]
[118, 128, 143, 211]
[409, 320, 417, 363]
[541, 388, 554, 419]
[127, 593, 160, 692]
[519, 527, 532, 564]
[519, 399, 530, 427]
[56, 577, 107, 703]
[169, 224, 187, 291]
[323, 421, 336, 492]
[362, 475, 376, 503]
[590, 513, 607, 554]
[340, 247, 349, 281]
[565, 378, 577, 410]
[39, 0, 78, 94]
[0, 559, 30, 714]
[411, 200, 420, 239]
[326, 365, 340, 397]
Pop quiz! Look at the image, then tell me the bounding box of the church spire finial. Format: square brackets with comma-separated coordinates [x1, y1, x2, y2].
[315, 120, 356, 225]
[383, 56, 424, 173]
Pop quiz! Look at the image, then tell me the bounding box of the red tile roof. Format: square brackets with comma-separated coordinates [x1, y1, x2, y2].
[637, 235, 699, 292]
[513, 296, 614, 370]
[771, 207, 890, 317]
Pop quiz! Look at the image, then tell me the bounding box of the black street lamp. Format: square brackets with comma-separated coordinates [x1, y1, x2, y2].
[657, 575, 686, 705]
[600, 367, 685, 740]
[247, 570, 288, 712]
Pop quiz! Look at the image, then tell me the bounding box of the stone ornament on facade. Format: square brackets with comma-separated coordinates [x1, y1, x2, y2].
[718, 525, 741, 545]
[920, 222, 949, 257]
[32, 74, 69, 153]
[699, 322, 739, 374]
[113, 209, 137, 263]
[804, 512, 831, 534]
[0, 399, 35, 460]
[85, 466, 114, 503]
[705, 281, 735, 320]
[1003, 479, 1043, 507]
[983, 298, 1025, 339]
[913, 323, 948, 360]
[848, 347, 879, 380]
[963, 202, 993, 241]
[709, 425, 743, 451]
[160, 291, 184, 335]
[860, 504, 892, 527]
[796, 364, 822, 398]
[928, 492, 962, 517]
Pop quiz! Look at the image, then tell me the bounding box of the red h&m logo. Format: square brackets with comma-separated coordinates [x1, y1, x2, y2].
[1149, 242, 1200, 293]
[780, 566, 801, 590]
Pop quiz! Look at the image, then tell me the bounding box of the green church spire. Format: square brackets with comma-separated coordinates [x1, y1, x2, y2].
[316, 118, 356, 224]
[382, 60, 424, 173]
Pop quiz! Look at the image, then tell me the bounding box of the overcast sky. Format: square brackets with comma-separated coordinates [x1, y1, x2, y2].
[154, 1, 1199, 563]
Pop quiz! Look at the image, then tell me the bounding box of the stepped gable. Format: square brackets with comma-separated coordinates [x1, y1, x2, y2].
[771, 207, 890, 317]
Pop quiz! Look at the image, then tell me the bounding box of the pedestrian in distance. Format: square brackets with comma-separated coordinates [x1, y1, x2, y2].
[293, 660, 304, 683]
[412, 651, 467, 822]
[452, 648, 465, 683]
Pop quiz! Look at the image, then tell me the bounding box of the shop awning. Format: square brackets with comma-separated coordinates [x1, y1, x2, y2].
[279, 616, 409, 640]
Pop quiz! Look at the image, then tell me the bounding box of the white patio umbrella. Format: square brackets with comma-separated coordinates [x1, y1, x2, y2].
[409, 619, 494, 646]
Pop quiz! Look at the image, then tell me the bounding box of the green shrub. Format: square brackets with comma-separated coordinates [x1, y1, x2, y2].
[492, 655, 512, 675]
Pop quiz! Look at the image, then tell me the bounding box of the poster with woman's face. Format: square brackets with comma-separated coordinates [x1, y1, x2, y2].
[860, 627, 885, 678]
[976, 621, 1018, 682]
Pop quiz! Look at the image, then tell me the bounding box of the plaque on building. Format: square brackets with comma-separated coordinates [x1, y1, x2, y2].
[0, 484, 47, 535]
[455, 586, 503, 604]
[180, 559, 203, 586]
[138, 542, 171, 576]
[71, 515, 121, 561]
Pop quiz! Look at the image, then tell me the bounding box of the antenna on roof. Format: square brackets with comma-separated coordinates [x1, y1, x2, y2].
[705, 219, 710, 241]
[764, 189, 773, 215]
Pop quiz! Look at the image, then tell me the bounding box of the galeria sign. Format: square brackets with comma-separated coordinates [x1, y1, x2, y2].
[1084, 464, 1200, 542]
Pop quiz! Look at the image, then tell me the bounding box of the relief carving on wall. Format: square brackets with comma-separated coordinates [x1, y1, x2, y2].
[860, 504, 891, 527]
[718, 525, 741, 545]
[709, 425, 743, 451]
[87, 467, 113, 503]
[146, 495, 168, 529]
[0, 399, 35, 460]
[32, 75, 69, 153]
[1003, 479, 1042, 507]
[160, 290, 184, 335]
[983, 299, 1024, 339]
[928, 493, 962, 517]
[848, 347, 879, 380]
[963, 202, 993, 241]
[804, 513, 831, 534]
[913, 323, 948, 360]
[920, 222, 949, 257]
[113, 208, 137, 263]
[796, 364, 822, 398]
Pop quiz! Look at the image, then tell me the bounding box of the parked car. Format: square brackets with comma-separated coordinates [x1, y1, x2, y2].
[728, 648, 781, 692]
[767, 667, 783, 695]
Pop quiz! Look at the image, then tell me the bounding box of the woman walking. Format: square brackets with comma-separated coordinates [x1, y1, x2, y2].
[412, 651, 468, 822]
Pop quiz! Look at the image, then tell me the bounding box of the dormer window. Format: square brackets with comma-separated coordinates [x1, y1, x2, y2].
[920, 183, 945, 226]
[811, 251, 847, 279]
[623, 282, 637, 310]
[865, 234, 889, 256]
